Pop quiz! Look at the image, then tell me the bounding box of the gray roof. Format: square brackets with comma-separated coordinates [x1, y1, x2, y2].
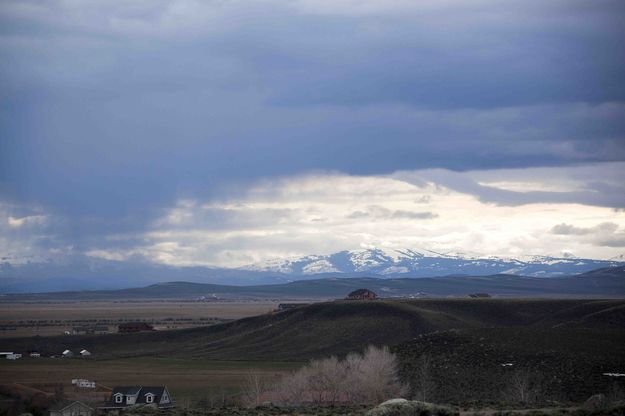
[104, 386, 173, 408]
[111, 386, 142, 396]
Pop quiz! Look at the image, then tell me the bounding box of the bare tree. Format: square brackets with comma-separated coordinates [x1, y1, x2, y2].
[341, 352, 366, 403]
[276, 366, 311, 405]
[242, 370, 265, 407]
[504, 369, 543, 404]
[357, 345, 409, 404]
[274, 345, 407, 406]
[412, 354, 436, 402]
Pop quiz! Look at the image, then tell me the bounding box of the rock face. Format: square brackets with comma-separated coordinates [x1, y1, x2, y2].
[366, 400, 458, 416]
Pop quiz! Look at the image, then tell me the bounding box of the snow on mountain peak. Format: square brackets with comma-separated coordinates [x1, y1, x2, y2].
[239, 248, 625, 277]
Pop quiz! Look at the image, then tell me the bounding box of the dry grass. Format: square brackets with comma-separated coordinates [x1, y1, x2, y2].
[0, 301, 279, 338]
[0, 357, 301, 404]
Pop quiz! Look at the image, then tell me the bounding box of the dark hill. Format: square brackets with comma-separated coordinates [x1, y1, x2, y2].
[577, 265, 625, 278]
[2, 298, 624, 361]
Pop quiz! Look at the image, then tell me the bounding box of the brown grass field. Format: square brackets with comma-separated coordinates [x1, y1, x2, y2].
[0, 357, 301, 405]
[0, 301, 282, 338]
[0, 301, 305, 408]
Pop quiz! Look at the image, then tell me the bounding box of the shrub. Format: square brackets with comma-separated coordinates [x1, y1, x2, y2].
[268, 345, 408, 406]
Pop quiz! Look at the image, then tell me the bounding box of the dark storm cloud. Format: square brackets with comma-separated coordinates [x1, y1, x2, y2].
[0, 0, 624, 254]
[394, 162, 625, 209]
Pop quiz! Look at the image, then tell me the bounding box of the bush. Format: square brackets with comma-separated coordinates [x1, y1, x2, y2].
[251, 345, 408, 406]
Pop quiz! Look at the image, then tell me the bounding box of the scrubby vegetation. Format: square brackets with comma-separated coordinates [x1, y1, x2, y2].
[244, 345, 407, 406]
[394, 327, 625, 405]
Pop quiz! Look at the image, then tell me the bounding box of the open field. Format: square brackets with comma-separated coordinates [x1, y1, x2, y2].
[0, 301, 283, 338]
[0, 357, 301, 405]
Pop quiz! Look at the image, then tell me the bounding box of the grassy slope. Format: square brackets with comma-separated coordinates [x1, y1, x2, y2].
[1, 299, 624, 361]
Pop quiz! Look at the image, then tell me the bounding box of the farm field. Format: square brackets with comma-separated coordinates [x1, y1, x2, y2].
[0, 301, 283, 338]
[0, 357, 301, 405]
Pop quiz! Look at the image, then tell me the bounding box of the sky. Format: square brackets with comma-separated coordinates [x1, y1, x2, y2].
[1, 0, 624, 267]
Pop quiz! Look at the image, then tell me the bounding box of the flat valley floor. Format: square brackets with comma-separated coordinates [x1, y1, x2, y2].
[0, 301, 283, 337]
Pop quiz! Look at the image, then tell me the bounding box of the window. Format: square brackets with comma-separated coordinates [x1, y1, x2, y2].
[146, 394, 154, 403]
[115, 394, 123, 404]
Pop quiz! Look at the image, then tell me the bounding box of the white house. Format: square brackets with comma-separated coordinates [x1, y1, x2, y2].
[62, 350, 74, 358]
[6, 353, 22, 360]
[80, 349, 91, 357]
[72, 379, 96, 389]
[29, 352, 41, 358]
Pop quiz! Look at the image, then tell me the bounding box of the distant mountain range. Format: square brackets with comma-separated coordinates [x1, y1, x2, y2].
[0, 248, 623, 293]
[2, 266, 624, 301]
[240, 248, 625, 277]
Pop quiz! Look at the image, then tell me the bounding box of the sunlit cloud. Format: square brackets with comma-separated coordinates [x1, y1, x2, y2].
[72, 164, 625, 267]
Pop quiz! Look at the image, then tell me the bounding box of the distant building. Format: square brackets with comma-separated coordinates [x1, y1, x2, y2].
[80, 349, 92, 357]
[5, 353, 22, 360]
[29, 351, 41, 358]
[100, 386, 174, 411]
[72, 379, 96, 389]
[49, 400, 94, 416]
[118, 322, 154, 333]
[72, 325, 108, 335]
[346, 288, 378, 300]
[469, 293, 492, 298]
[62, 350, 74, 358]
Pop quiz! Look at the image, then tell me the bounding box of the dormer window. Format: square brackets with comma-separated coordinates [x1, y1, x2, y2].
[145, 393, 154, 403]
[126, 396, 132, 404]
[114, 394, 123, 403]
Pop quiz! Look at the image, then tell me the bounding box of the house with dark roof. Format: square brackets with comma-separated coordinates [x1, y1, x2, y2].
[346, 288, 377, 300]
[100, 386, 174, 412]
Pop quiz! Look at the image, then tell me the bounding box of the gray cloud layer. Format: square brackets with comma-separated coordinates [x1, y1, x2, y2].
[1, 1, 624, 260]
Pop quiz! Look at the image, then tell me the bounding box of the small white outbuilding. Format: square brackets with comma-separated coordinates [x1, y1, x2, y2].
[80, 349, 91, 357]
[62, 349, 74, 358]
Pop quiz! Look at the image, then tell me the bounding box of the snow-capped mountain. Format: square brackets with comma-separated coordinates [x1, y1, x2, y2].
[241, 248, 625, 278]
[1, 249, 624, 293]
